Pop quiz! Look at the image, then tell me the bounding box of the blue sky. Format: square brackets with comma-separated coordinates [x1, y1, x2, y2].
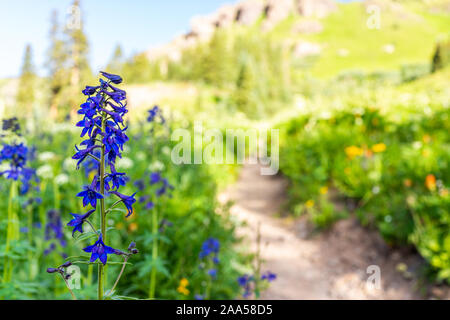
[0, 0, 355, 78]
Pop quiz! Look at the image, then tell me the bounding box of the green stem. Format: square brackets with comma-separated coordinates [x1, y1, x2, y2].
[3, 181, 18, 283]
[85, 219, 98, 234]
[205, 259, 212, 300]
[108, 256, 129, 296]
[27, 207, 34, 281]
[98, 112, 107, 300]
[61, 274, 77, 300]
[254, 222, 262, 299]
[149, 207, 158, 299]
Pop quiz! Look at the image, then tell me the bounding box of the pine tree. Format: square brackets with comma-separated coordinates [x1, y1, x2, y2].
[203, 30, 233, 87]
[46, 10, 69, 120]
[106, 44, 124, 75]
[65, 0, 92, 118]
[233, 54, 259, 118]
[122, 53, 152, 83]
[16, 44, 36, 113]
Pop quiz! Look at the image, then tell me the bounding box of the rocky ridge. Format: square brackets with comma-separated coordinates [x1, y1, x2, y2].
[146, 0, 336, 62]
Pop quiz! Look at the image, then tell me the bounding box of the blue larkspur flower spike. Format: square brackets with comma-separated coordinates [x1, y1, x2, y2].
[150, 172, 162, 185]
[261, 271, 277, 282]
[0, 142, 37, 194]
[83, 233, 120, 265]
[149, 172, 174, 197]
[147, 106, 165, 124]
[67, 209, 96, 236]
[199, 238, 220, 259]
[66, 71, 139, 297]
[237, 275, 253, 298]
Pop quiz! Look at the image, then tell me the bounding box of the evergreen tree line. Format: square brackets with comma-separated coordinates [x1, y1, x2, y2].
[113, 29, 295, 119]
[167, 30, 293, 118]
[16, 0, 94, 121]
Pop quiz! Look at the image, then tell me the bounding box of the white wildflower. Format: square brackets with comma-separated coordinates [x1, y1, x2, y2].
[63, 158, 77, 172]
[149, 160, 164, 172]
[36, 165, 54, 179]
[55, 174, 69, 186]
[116, 157, 134, 170]
[38, 151, 56, 162]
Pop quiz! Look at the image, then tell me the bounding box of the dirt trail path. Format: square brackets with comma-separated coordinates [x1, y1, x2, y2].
[219, 164, 425, 300]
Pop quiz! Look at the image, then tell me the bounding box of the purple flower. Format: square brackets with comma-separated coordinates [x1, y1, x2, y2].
[82, 86, 100, 96]
[207, 269, 217, 279]
[199, 238, 220, 259]
[0, 143, 36, 193]
[156, 178, 174, 197]
[83, 233, 120, 265]
[237, 275, 253, 298]
[67, 209, 96, 236]
[237, 275, 250, 287]
[110, 191, 136, 217]
[139, 195, 149, 203]
[134, 179, 145, 191]
[77, 185, 104, 208]
[150, 172, 174, 197]
[147, 106, 164, 123]
[261, 271, 277, 282]
[72, 145, 100, 169]
[105, 166, 127, 190]
[78, 96, 102, 119]
[100, 71, 123, 84]
[150, 172, 162, 185]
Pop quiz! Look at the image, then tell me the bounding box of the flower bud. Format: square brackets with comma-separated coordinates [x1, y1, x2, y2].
[47, 268, 59, 274]
[60, 261, 72, 268]
[128, 241, 136, 251]
[131, 248, 139, 255]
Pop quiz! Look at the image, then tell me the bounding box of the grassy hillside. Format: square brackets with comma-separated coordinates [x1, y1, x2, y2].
[266, 1, 450, 78]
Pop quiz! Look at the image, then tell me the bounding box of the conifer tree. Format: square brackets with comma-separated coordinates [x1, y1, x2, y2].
[203, 30, 233, 87]
[46, 10, 69, 120]
[65, 0, 92, 117]
[233, 54, 259, 118]
[106, 44, 124, 75]
[16, 44, 36, 113]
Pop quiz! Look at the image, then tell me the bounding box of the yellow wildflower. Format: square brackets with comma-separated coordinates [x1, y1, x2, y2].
[177, 286, 189, 295]
[372, 143, 386, 153]
[345, 146, 363, 159]
[177, 278, 190, 295]
[422, 149, 430, 157]
[305, 200, 315, 208]
[320, 186, 328, 195]
[180, 278, 189, 287]
[128, 222, 138, 232]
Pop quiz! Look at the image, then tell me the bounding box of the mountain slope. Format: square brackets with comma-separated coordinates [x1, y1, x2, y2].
[146, 0, 450, 79]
